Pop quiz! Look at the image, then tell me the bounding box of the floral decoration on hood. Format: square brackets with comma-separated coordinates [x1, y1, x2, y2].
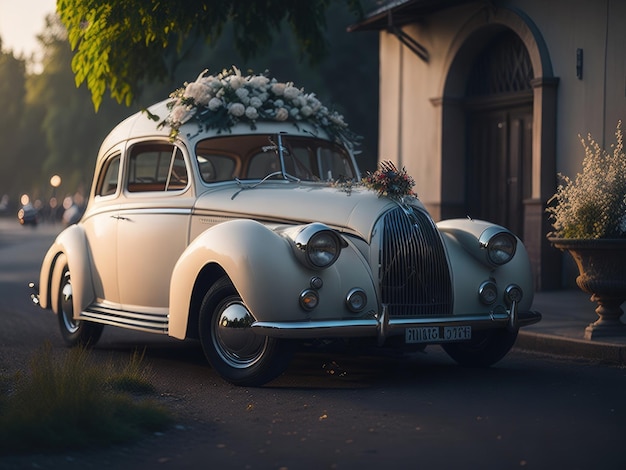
[362, 161, 416, 199]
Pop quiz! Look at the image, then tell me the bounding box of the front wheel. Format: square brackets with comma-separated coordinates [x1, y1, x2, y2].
[199, 277, 294, 386]
[442, 328, 518, 367]
[56, 255, 104, 347]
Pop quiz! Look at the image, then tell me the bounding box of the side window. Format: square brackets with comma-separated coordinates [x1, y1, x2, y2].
[127, 143, 189, 192]
[96, 155, 121, 196]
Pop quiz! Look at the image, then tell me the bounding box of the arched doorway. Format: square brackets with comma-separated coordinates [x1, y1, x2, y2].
[439, 8, 560, 290]
[465, 30, 533, 239]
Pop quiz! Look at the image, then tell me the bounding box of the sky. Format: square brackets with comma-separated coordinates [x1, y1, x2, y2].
[0, 0, 57, 58]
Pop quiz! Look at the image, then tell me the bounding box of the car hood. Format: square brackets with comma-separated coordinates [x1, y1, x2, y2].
[194, 182, 426, 241]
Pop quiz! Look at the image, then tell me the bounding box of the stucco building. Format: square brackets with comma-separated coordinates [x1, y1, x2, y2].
[350, 0, 625, 290]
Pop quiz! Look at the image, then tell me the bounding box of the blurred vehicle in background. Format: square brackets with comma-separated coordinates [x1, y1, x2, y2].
[17, 195, 38, 226]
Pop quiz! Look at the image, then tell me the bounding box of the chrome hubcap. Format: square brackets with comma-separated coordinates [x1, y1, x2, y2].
[213, 300, 267, 368]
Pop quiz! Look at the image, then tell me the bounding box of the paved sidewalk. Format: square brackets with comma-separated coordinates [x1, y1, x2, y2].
[517, 289, 626, 365]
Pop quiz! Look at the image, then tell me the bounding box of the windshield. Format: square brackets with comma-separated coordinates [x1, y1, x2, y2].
[195, 134, 357, 184]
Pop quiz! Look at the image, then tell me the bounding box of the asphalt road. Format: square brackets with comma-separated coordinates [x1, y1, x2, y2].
[1, 218, 626, 470]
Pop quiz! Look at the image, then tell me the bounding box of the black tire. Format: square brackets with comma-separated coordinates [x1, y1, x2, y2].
[199, 277, 294, 386]
[57, 260, 104, 347]
[442, 328, 518, 367]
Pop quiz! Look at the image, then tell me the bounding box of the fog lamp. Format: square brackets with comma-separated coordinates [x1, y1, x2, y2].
[299, 289, 319, 311]
[478, 281, 498, 305]
[346, 288, 367, 312]
[504, 284, 523, 306]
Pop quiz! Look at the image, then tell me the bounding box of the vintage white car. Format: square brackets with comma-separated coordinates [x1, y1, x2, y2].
[31, 68, 540, 386]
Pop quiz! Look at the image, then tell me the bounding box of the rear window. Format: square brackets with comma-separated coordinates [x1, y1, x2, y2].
[96, 155, 121, 197]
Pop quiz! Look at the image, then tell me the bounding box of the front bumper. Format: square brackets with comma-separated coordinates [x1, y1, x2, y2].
[252, 303, 541, 345]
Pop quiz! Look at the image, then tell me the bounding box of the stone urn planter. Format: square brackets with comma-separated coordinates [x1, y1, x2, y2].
[549, 238, 626, 339]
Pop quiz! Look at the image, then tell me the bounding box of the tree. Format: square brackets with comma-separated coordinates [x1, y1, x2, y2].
[58, 0, 363, 110]
[22, 14, 130, 201]
[0, 40, 28, 201]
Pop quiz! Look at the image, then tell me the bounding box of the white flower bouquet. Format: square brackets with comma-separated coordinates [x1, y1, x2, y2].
[157, 66, 360, 149]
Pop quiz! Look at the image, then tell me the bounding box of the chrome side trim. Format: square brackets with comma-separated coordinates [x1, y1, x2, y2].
[117, 207, 192, 216]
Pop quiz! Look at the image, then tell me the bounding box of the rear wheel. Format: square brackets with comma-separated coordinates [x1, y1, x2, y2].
[199, 277, 294, 386]
[56, 256, 104, 347]
[442, 328, 517, 367]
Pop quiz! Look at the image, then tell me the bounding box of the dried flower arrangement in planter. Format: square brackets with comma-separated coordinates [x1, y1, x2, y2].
[547, 121, 626, 239]
[547, 121, 626, 339]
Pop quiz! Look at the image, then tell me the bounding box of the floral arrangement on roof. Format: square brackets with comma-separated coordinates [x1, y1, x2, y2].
[158, 66, 360, 149]
[362, 161, 416, 199]
[547, 120, 626, 239]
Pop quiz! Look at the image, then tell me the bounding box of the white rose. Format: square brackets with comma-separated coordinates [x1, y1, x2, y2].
[183, 82, 211, 106]
[271, 83, 286, 96]
[248, 75, 270, 89]
[169, 105, 193, 124]
[300, 105, 313, 117]
[208, 97, 223, 111]
[275, 107, 289, 121]
[245, 106, 258, 120]
[235, 88, 249, 100]
[249, 97, 263, 108]
[228, 75, 246, 90]
[284, 86, 300, 100]
[228, 102, 245, 117]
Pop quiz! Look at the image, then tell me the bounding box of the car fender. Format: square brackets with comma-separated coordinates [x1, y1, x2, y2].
[437, 219, 534, 312]
[168, 219, 377, 339]
[38, 225, 95, 317]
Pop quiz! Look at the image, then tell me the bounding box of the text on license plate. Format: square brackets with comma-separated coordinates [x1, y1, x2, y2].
[405, 326, 472, 344]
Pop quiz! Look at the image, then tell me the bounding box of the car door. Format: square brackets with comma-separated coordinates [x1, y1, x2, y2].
[116, 141, 195, 313]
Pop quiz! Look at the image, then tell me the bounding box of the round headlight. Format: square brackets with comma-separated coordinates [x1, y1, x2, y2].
[481, 231, 517, 266]
[307, 231, 341, 268]
[291, 223, 346, 269]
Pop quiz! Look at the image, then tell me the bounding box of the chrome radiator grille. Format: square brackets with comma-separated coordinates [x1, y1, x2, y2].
[379, 206, 453, 317]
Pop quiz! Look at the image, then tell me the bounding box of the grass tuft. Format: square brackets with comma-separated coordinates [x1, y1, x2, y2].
[0, 342, 173, 454]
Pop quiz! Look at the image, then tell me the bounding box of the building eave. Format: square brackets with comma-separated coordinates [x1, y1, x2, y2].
[347, 0, 475, 32]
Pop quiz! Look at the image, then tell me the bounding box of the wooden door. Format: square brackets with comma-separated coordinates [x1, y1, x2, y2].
[466, 106, 532, 239]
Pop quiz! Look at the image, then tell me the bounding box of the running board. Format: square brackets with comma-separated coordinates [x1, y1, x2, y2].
[80, 304, 169, 334]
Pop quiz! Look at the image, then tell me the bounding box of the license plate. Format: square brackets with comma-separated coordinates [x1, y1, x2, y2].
[405, 326, 472, 344]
